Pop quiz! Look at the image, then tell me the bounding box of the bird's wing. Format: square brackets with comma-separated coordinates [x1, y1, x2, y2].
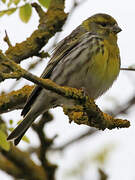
[21, 25, 85, 117]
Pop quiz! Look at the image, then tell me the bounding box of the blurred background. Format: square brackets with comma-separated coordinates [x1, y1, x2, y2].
[0, 0, 135, 179]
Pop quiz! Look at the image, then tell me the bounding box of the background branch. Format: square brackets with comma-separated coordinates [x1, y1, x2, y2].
[51, 128, 97, 151]
[32, 112, 57, 180]
[1, 146, 47, 180]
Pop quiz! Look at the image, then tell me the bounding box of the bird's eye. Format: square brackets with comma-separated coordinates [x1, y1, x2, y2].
[100, 22, 107, 27]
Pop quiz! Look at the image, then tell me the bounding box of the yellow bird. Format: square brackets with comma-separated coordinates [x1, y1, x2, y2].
[7, 13, 122, 145]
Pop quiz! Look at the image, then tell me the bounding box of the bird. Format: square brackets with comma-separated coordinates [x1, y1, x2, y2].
[7, 13, 122, 145]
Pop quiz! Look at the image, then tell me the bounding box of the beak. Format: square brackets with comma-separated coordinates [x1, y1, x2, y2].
[112, 24, 122, 34]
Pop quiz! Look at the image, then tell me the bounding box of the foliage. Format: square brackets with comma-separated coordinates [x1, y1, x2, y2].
[19, 3, 32, 23]
[0, 0, 51, 23]
[0, 122, 10, 151]
[38, 0, 51, 8]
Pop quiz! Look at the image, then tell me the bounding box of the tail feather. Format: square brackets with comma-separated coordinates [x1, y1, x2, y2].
[7, 112, 34, 142]
[14, 128, 28, 145]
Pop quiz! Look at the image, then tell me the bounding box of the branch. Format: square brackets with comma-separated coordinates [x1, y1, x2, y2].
[0, 154, 24, 179]
[51, 128, 97, 151]
[98, 168, 108, 180]
[0, 85, 33, 114]
[48, 0, 87, 50]
[1, 146, 47, 180]
[121, 67, 135, 71]
[4, 31, 12, 47]
[63, 106, 129, 130]
[0, 51, 130, 130]
[106, 94, 135, 117]
[5, 2, 67, 64]
[32, 112, 57, 180]
[0, 1, 67, 74]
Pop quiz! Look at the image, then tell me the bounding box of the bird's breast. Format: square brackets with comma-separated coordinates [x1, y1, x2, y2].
[84, 40, 120, 99]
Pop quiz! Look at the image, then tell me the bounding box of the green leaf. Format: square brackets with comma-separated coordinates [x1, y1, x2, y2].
[0, 130, 10, 151]
[8, 0, 13, 7]
[13, 0, 20, 5]
[0, 8, 17, 17]
[22, 135, 30, 143]
[19, 3, 32, 23]
[9, 119, 13, 125]
[38, 0, 51, 8]
[8, 127, 14, 131]
[1, 0, 6, 3]
[6, 8, 17, 15]
[0, 11, 5, 17]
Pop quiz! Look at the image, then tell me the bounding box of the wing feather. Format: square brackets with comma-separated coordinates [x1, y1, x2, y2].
[21, 25, 85, 117]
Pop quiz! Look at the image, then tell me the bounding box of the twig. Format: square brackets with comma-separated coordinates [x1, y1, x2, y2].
[4, 30, 12, 47]
[98, 168, 108, 180]
[120, 67, 135, 71]
[51, 128, 97, 151]
[106, 94, 135, 116]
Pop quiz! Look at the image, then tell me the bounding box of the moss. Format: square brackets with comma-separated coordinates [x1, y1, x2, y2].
[0, 86, 33, 114]
[5, 2, 67, 64]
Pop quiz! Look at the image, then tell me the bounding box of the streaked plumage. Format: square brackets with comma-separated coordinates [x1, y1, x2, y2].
[7, 13, 121, 145]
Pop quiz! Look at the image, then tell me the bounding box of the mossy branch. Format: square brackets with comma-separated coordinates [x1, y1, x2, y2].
[5, 2, 67, 63]
[0, 1, 67, 74]
[0, 85, 33, 114]
[0, 51, 130, 130]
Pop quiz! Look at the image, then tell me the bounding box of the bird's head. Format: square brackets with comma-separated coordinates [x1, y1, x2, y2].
[83, 13, 122, 39]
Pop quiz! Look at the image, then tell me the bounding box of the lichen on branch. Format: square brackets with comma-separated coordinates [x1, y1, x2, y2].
[5, 2, 67, 64]
[0, 85, 33, 114]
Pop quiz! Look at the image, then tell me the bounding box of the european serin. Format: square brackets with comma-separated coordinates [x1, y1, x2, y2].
[7, 13, 122, 145]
